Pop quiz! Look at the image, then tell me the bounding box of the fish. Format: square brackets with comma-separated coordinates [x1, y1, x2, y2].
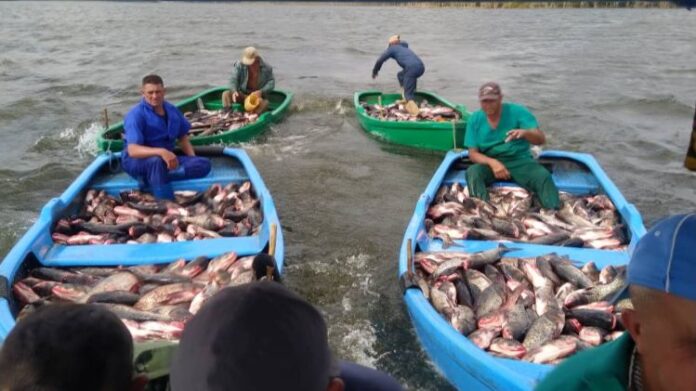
[502, 303, 533, 341]
[451, 305, 477, 335]
[475, 285, 505, 318]
[579, 326, 608, 346]
[86, 272, 140, 298]
[567, 308, 616, 330]
[549, 257, 593, 289]
[87, 290, 141, 306]
[523, 309, 564, 350]
[469, 328, 500, 350]
[53, 182, 263, 246]
[523, 336, 578, 364]
[489, 338, 527, 359]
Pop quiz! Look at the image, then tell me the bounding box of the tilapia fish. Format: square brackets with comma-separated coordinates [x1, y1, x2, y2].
[11, 251, 261, 342]
[426, 185, 627, 250]
[52, 182, 263, 246]
[416, 248, 628, 364]
[361, 100, 461, 122]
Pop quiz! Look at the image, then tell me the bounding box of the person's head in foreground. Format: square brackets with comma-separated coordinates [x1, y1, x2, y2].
[0, 303, 146, 391]
[170, 282, 343, 391]
[622, 212, 696, 390]
[536, 212, 696, 391]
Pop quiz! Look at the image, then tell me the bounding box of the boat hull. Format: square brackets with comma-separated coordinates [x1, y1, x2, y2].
[354, 90, 469, 152]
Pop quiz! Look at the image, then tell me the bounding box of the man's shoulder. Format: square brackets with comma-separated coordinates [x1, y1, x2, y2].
[468, 109, 486, 124]
[125, 100, 147, 120]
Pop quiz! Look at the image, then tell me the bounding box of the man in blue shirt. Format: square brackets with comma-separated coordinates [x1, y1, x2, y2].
[122, 75, 211, 200]
[372, 35, 425, 103]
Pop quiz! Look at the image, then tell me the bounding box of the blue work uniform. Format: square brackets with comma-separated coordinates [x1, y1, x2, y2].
[122, 99, 211, 200]
[340, 361, 404, 391]
[372, 42, 425, 101]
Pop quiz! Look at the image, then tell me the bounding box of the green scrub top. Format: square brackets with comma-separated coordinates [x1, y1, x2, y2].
[464, 102, 539, 164]
[535, 333, 633, 391]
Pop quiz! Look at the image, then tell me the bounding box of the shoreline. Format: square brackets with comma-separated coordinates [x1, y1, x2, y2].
[262, 1, 677, 8]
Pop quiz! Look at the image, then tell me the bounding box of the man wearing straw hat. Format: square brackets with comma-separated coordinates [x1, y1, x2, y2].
[372, 35, 425, 114]
[222, 47, 275, 114]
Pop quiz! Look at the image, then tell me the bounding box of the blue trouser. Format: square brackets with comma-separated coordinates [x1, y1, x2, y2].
[397, 64, 425, 101]
[340, 361, 404, 391]
[122, 155, 211, 200]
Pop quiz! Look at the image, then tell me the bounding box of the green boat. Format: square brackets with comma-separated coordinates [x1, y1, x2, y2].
[354, 90, 470, 152]
[97, 87, 293, 152]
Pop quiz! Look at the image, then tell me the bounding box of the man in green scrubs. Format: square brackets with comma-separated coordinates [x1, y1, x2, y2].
[464, 82, 560, 209]
[536, 213, 696, 391]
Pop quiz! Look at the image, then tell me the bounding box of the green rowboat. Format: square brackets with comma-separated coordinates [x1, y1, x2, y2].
[354, 90, 469, 152]
[97, 87, 293, 152]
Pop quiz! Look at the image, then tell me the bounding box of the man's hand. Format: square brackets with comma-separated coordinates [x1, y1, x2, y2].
[232, 91, 245, 102]
[505, 129, 527, 143]
[160, 149, 179, 170]
[251, 90, 262, 99]
[489, 159, 511, 180]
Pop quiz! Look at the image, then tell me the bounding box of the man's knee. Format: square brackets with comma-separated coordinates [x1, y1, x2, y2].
[185, 158, 211, 179]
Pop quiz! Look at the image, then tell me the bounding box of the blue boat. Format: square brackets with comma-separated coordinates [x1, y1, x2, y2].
[398, 150, 646, 391]
[0, 147, 284, 342]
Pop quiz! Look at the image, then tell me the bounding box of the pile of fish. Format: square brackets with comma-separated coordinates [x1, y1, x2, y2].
[12, 251, 256, 341]
[51, 181, 262, 245]
[362, 100, 461, 122]
[413, 246, 630, 364]
[427, 185, 627, 249]
[184, 107, 259, 137]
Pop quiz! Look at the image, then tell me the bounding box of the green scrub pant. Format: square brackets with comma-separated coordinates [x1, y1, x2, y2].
[466, 160, 561, 209]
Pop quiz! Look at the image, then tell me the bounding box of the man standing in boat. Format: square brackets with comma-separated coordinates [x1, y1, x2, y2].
[372, 35, 425, 114]
[536, 212, 696, 391]
[122, 74, 211, 200]
[222, 47, 275, 114]
[464, 82, 560, 209]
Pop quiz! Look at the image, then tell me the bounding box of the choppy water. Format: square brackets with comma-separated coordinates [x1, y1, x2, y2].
[1, 2, 695, 389]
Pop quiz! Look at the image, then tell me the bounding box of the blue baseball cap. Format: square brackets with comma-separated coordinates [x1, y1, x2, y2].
[628, 213, 696, 301]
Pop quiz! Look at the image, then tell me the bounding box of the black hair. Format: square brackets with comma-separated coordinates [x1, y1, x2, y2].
[142, 74, 164, 87]
[0, 304, 134, 391]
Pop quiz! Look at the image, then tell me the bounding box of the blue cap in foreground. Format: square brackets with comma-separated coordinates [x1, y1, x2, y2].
[628, 212, 696, 300]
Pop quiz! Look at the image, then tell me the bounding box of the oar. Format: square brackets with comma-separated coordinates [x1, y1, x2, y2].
[103, 108, 110, 129]
[377, 94, 385, 119]
[269, 223, 277, 258]
[451, 120, 458, 151]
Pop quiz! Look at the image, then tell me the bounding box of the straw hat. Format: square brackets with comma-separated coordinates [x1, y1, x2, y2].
[244, 94, 261, 112]
[388, 35, 400, 44]
[241, 47, 259, 66]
